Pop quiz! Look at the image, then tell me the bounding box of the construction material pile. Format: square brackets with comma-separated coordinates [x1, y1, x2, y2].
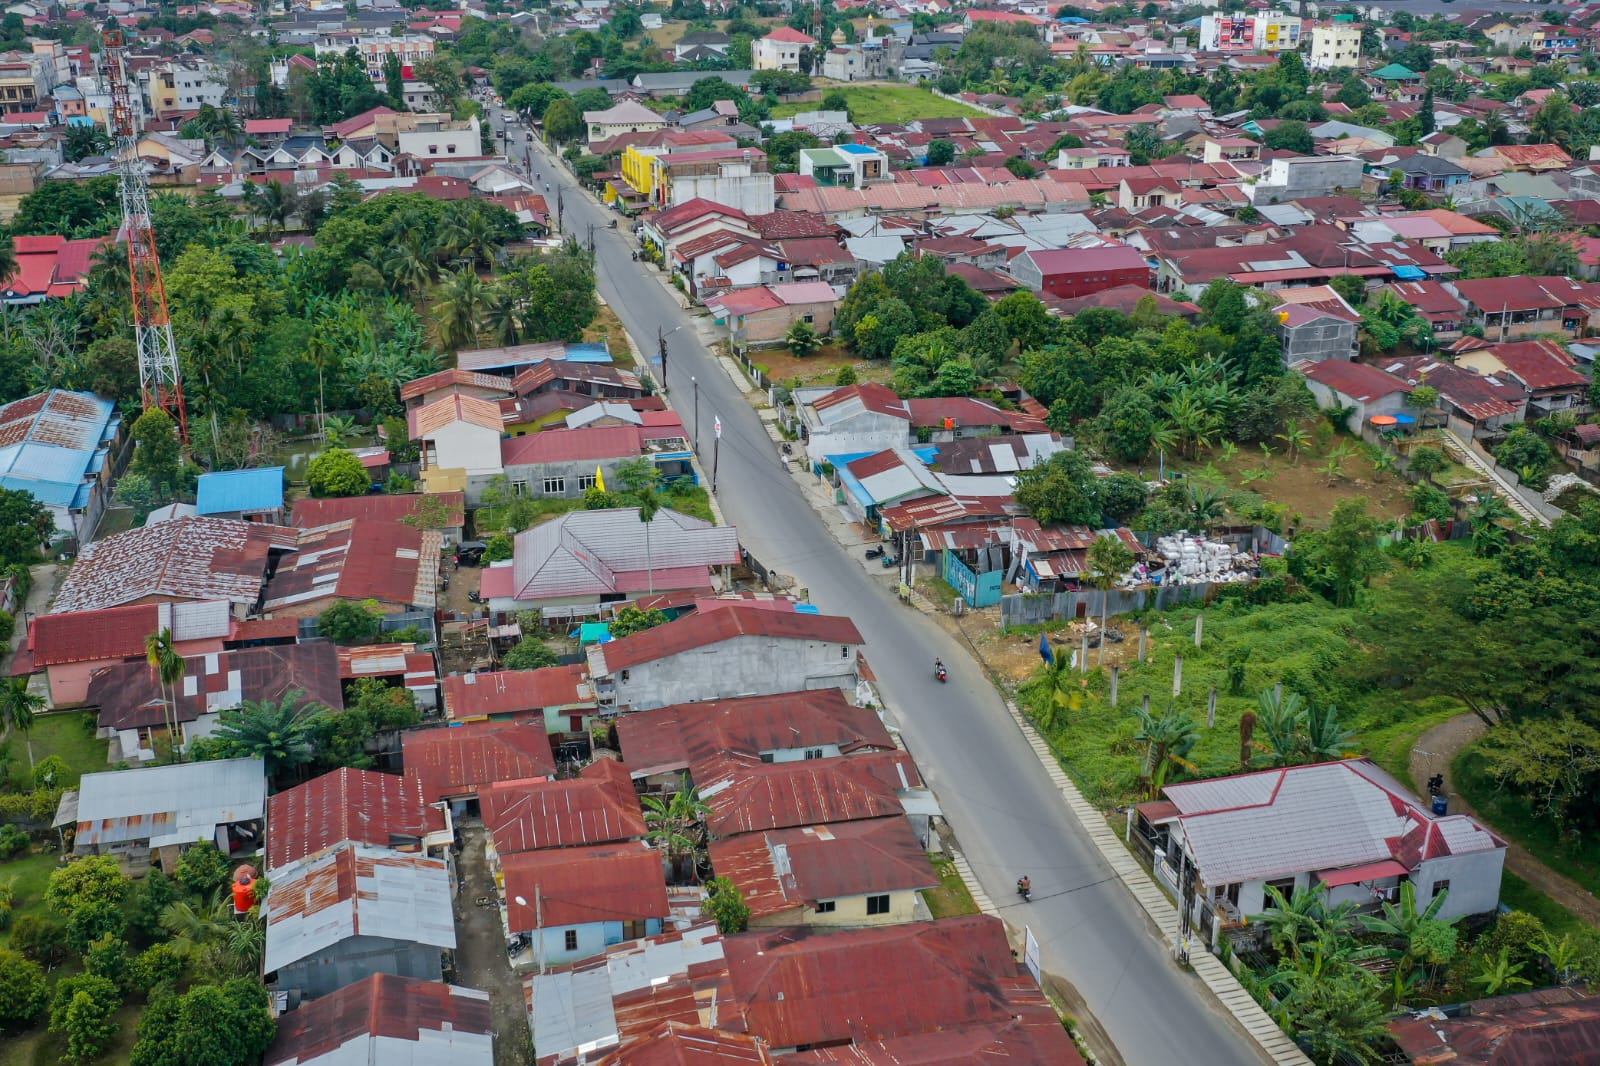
[1151, 532, 1255, 584]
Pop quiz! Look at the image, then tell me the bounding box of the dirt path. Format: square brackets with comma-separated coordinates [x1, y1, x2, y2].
[1409, 713, 1600, 927]
[453, 826, 533, 1066]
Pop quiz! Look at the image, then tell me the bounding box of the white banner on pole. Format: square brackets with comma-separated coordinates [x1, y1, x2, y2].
[1023, 926, 1042, 985]
[714, 416, 722, 439]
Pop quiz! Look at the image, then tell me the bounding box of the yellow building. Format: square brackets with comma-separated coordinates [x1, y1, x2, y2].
[620, 144, 666, 197]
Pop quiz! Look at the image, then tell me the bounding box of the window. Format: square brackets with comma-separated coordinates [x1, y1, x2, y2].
[841, 645, 850, 658]
[804, 749, 823, 760]
[511, 480, 529, 497]
[1264, 877, 1297, 905]
[866, 894, 890, 915]
[577, 474, 597, 491]
[542, 476, 566, 495]
[802, 313, 815, 324]
[759, 753, 774, 764]
[814, 900, 836, 913]
[564, 929, 578, 951]
[1430, 879, 1450, 899]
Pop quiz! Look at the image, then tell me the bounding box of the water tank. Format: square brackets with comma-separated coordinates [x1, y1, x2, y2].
[232, 864, 258, 914]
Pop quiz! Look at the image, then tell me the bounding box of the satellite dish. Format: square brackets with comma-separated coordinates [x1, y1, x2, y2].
[514, 896, 528, 906]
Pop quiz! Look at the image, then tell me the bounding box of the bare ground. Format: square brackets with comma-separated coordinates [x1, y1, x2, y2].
[453, 826, 534, 1066]
[1410, 714, 1600, 927]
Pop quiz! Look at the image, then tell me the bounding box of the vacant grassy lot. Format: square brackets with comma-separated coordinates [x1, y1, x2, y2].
[921, 855, 980, 919]
[772, 84, 982, 123]
[7, 711, 107, 789]
[0, 849, 60, 949]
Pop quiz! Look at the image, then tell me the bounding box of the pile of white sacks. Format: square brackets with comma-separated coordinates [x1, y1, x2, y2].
[1152, 531, 1254, 584]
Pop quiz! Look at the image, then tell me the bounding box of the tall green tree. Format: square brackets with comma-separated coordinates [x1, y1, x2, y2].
[0, 675, 41, 768]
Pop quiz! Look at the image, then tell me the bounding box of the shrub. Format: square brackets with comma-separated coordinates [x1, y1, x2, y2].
[483, 532, 513, 563]
[0, 822, 29, 859]
[174, 841, 230, 896]
[9, 913, 65, 965]
[131, 943, 185, 993]
[0, 948, 48, 1031]
[31, 753, 73, 789]
[83, 934, 132, 992]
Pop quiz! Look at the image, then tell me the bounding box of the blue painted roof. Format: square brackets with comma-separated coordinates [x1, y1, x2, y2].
[564, 342, 613, 364]
[0, 389, 118, 510]
[195, 467, 285, 515]
[837, 142, 878, 156]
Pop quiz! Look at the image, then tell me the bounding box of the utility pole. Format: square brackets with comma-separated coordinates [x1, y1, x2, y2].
[692, 376, 699, 453]
[657, 325, 668, 385]
[587, 222, 595, 253]
[712, 415, 721, 494]
[556, 187, 564, 232]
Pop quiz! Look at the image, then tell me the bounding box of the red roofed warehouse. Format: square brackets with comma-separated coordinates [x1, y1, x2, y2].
[1007, 244, 1153, 300]
[586, 605, 865, 713]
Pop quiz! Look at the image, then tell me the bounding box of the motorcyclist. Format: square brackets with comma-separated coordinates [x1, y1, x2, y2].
[1017, 876, 1031, 899]
[934, 658, 946, 678]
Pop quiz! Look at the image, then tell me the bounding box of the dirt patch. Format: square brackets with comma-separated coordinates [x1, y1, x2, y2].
[1410, 714, 1600, 928]
[585, 303, 635, 363]
[453, 826, 534, 1066]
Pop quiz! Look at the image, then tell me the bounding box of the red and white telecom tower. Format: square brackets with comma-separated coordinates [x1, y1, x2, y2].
[101, 27, 187, 440]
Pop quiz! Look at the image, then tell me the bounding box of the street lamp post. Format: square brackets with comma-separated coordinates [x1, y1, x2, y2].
[691, 376, 699, 453]
[656, 324, 684, 390]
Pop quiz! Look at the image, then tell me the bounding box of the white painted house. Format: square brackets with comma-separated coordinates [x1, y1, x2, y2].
[1136, 759, 1506, 951]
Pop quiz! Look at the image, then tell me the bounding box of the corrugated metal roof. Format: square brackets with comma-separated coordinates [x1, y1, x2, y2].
[592, 1023, 771, 1066]
[267, 768, 440, 873]
[195, 467, 285, 515]
[501, 841, 669, 931]
[90, 642, 343, 732]
[696, 753, 905, 839]
[590, 606, 863, 676]
[54, 517, 289, 613]
[263, 842, 455, 974]
[0, 389, 119, 508]
[263, 520, 441, 612]
[266, 974, 493, 1066]
[402, 719, 556, 803]
[708, 816, 936, 919]
[483, 760, 645, 853]
[289, 491, 466, 531]
[74, 757, 265, 848]
[510, 508, 739, 602]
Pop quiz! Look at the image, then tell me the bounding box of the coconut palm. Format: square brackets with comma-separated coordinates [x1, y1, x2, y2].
[432, 267, 489, 354]
[145, 629, 185, 762]
[0, 676, 42, 768]
[637, 486, 661, 596]
[483, 280, 525, 347]
[1086, 534, 1134, 666]
[1183, 483, 1229, 531]
[205, 691, 326, 784]
[162, 890, 262, 980]
[384, 237, 439, 296]
[643, 775, 711, 882]
[438, 206, 500, 269]
[257, 180, 299, 237]
[1468, 491, 1514, 557]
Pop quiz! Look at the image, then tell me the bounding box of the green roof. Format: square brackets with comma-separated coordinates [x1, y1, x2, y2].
[1372, 63, 1419, 80]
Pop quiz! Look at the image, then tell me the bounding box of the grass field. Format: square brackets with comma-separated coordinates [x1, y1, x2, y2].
[1454, 742, 1600, 901]
[771, 84, 983, 123]
[1498, 870, 1589, 939]
[0, 849, 60, 950]
[6, 711, 108, 790]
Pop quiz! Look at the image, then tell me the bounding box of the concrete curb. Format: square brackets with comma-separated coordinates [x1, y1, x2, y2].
[998, 699, 1313, 1066]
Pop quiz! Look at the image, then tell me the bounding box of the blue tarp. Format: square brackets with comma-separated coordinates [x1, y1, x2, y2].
[1389, 265, 1426, 280]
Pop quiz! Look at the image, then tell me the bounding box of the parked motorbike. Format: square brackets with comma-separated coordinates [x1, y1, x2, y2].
[781, 441, 793, 456]
[864, 546, 885, 560]
[468, 591, 483, 604]
[880, 554, 897, 568]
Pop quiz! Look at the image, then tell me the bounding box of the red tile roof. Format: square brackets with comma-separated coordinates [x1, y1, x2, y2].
[482, 759, 645, 853]
[403, 720, 556, 802]
[724, 915, 1084, 1061]
[763, 26, 815, 43]
[267, 767, 438, 872]
[501, 841, 669, 930]
[708, 816, 936, 918]
[265, 974, 492, 1066]
[442, 664, 594, 720]
[591, 606, 864, 675]
[616, 689, 894, 779]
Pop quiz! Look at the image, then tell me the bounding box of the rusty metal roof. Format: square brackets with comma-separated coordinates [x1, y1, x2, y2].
[616, 690, 894, 781]
[724, 916, 1075, 1056]
[290, 491, 466, 531]
[263, 520, 441, 612]
[263, 841, 455, 975]
[89, 642, 342, 732]
[442, 665, 594, 720]
[482, 759, 645, 854]
[54, 517, 290, 613]
[267, 767, 441, 873]
[501, 841, 670, 931]
[265, 973, 493, 1066]
[591, 607, 863, 677]
[1388, 988, 1600, 1066]
[696, 753, 907, 840]
[707, 816, 938, 919]
[592, 1023, 771, 1066]
[0, 388, 118, 508]
[402, 719, 556, 803]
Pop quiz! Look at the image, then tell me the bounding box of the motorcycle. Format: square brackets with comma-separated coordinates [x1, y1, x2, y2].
[468, 590, 483, 604]
[935, 664, 947, 683]
[1017, 881, 1031, 903]
[781, 441, 793, 456]
[880, 554, 897, 568]
[864, 546, 885, 560]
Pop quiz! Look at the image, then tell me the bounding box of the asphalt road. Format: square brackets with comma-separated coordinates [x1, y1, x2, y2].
[492, 108, 1266, 1066]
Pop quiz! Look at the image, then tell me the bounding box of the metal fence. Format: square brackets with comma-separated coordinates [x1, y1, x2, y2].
[1000, 582, 1218, 629]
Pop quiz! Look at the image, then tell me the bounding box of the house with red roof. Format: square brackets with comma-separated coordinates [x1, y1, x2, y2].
[500, 841, 669, 965]
[264, 974, 493, 1066]
[1451, 275, 1600, 340]
[402, 719, 556, 814]
[261, 520, 442, 619]
[1377, 355, 1527, 434]
[1295, 358, 1413, 433]
[798, 383, 912, 463]
[441, 664, 596, 732]
[266, 767, 443, 873]
[704, 280, 838, 344]
[1007, 244, 1152, 300]
[22, 600, 232, 707]
[586, 605, 865, 713]
[3, 234, 105, 306]
[753, 27, 816, 72]
[1455, 340, 1589, 415]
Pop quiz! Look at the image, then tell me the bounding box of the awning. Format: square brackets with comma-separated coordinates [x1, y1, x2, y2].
[1317, 859, 1408, 888]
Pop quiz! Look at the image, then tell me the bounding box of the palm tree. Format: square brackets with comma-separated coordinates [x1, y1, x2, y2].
[145, 629, 185, 762]
[257, 180, 299, 238]
[643, 775, 711, 882]
[322, 414, 358, 447]
[162, 890, 262, 980]
[483, 280, 524, 347]
[1183, 484, 1229, 531]
[637, 487, 661, 595]
[1276, 424, 1311, 463]
[206, 691, 326, 783]
[384, 238, 439, 297]
[0, 676, 42, 769]
[1132, 702, 1199, 799]
[432, 267, 488, 354]
[1086, 534, 1134, 666]
[1253, 688, 1305, 767]
[1468, 492, 1515, 557]
[438, 206, 500, 269]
